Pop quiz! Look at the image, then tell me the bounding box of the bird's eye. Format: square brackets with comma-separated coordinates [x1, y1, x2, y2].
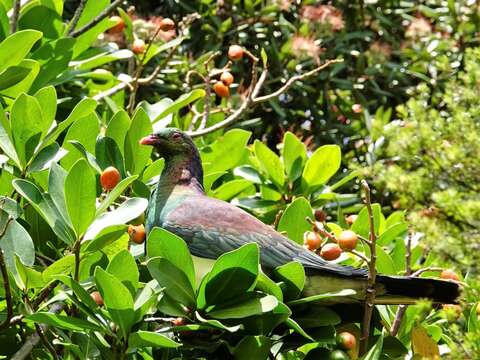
[171, 132, 182, 141]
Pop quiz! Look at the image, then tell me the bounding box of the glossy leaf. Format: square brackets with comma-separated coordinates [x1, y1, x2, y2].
[254, 140, 285, 188]
[128, 331, 180, 349]
[277, 197, 313, 244]
[302, 145, 341, 191]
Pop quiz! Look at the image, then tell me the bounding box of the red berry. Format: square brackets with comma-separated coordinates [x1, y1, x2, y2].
[345, 214, 358, 225]
[338, 230, 358, 251]
[228, 45, 244, 61]
[90, 291, 104, 306]
[440, 269, 460, 282]
[132, 39, 145, 54]
[100, 166, 121, 191]
[320, 243, 342, 261]
[220, 71, 234, 86]
[336, 331, 357, 350]
[314, 209, 327, 222]
[108, 16, 125, 34]
[159, 18, 175, 32]
[128, 224, 146, 244]
[213, 81, 230, 98]
[304, 231, 322, 251]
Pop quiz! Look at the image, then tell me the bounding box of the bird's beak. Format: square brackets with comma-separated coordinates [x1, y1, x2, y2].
[139, 134, 159, 145]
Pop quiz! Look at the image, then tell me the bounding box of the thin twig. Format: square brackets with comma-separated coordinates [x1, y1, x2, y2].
[199, 52, 220, 130]
[70, 0, 123, 38]
[31, 280, 59, 310]
[252, 59, 343, 103]
[351, 250, 370, 264]
[390, 228, 413, 336]
[411, 267, 444, 277]
[34, 323, 59, 360]
[10, 0, 21, 33]
[66, 0, 87, 35]
[0, 216, 14, 331]
[359, 180, 377, 355]
[11, 303, 64, 360]
[188, 59, 341, 137]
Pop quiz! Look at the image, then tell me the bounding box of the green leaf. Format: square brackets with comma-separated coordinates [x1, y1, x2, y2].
[72, 49, 133, 71]
[106, 110, 130, 157]
[351, 204, 383, 239]
[282, 131, 307, 181]
[0, 59, 39, 100]
[28, 143, 66, 172]
[0, 65, 31, 90]
[85, 198, 147, 240]
[95, 136, 125, 175]
[42, 255, 75, 281]
[302, 145, 341, 191]
[254, 140, 284, 188]
[277, 197, 313, 244]
[255, 271, 283, 302]
[42, 98, 97, 149]
[0, 210, 34, 270]
[83, 224, 127, 253]
[143, 36, 186, 66]
[288, 289, 356, 306]
[12, 179, 76, 245]
[363, 332, 384, 360]
[151, 88, 204, 123]
[212, 179, 253, 200]
[273, 261, 305, 300]
[147, 227, 196, 290]
[65, 159, 96, 237]
[0, 30, 42, 73]
[55, 275, 100, 311]
[33, 85, 57, 131]
[27, 313, 102, 332]
[377, 222, 408, 246]
[234, 336, 271, 360]
[128, 331, 180, 349]
[147, 257, 196, 308]
[142, 158, 165, 182]
[0, 104, 21, 168]
[124, 108, 152, 175]
[195, 311, 242, 332]
[61, 113, 100, 170]
[95, 175, 138, 217]
[10, 93, 46, 166]
[199, 243, 259, 308]
[107, 250, 139, 296]
[95, 267, 135, 339]
[208, 295, 278, 319]
[294, 306, 341, 328]
[201, 129, 251, 174]
[69, 140, 102, 173]
[375, 246, 396, 275]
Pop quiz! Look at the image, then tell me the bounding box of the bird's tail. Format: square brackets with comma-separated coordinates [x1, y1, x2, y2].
[375, 275, 461, 305]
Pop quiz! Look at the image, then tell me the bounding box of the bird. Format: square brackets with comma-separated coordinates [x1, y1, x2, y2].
[139, 128, 460, 305]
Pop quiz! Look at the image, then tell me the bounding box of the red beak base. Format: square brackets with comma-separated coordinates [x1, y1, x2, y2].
[139, 135, 158, 145]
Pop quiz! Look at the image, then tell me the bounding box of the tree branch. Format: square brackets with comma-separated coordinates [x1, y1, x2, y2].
[187, 59, 342, 137]
[0, 216, 14, 332]
[66, 0, 87, 35]
[9, 0, 21, 33]
[69, 0, 123, 38]
[359, 180, 377, 355]
[11, 303, 64, 360]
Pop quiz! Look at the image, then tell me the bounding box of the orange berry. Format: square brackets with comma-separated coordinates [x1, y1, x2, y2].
[338, 230, 358, 251]
[100, 166, 121, 191]
[336, 331, 357, 350]
[108, 16, 125, 34]
[320, 243, 342, 261]
[90, 291, 104, 306]
[171, 317, 185, 326]
[159, 18, 175, 32]
[304, 231, 322, 251]
[220, 71, 234, 86]
[213, 81, 230, 98]
[128, 224, 146, 244]
[314, 209, 327, 222]
[345, 214, 358, 225]
[352, 104, 363, 113]
[228, 45, 244, 61]
[132, 39, 145, 54]
[440, 269, 460, 282]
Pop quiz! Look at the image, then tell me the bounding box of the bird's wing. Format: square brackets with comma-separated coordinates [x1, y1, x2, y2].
[163, 194, 367, 278]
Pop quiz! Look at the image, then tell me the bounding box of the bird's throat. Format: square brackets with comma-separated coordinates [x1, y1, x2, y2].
[159, 153, 204, 194]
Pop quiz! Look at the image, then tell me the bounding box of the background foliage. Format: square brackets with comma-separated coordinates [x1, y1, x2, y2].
[0, 0, 478, 359]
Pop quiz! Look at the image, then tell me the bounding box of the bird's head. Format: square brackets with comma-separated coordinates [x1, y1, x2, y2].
[139, 128, 197, 159]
